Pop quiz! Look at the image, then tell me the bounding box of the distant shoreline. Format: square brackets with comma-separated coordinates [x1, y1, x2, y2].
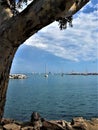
[66, 72, 98, 75]
[9, 73, 98, 79]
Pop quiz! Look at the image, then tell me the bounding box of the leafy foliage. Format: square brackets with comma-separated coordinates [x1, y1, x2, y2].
[0, 0, 32, 14]
[57, 16, 73, 30]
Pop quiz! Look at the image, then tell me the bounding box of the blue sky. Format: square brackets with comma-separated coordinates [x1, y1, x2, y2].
[11, 0, 98, 73]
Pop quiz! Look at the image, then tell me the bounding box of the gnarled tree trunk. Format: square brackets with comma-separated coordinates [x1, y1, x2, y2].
[0, 42, 17, 120]
[0, 0, 89, 122]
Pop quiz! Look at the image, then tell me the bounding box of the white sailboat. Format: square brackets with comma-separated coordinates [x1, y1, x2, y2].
[44, 64, 48, 78]
[44, 73, 48, 78]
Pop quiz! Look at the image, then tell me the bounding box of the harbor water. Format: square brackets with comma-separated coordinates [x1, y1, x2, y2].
[4, 74, 98, 121]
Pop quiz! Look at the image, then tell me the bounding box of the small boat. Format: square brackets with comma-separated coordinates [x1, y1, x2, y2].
[44, 74, 48, 78]
[44, 64, 48, 78]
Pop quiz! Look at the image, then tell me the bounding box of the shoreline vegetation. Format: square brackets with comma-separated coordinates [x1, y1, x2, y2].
[1, 112, 98, 130]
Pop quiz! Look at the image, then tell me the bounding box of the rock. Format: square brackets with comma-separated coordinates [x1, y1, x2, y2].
[31, 112, 41, 122]
[0, 125, 3, 130]
[31, 112, 42, 129]
[21, 121, 32, 127]
[1, 118, 14, 125]
[21, 126, 34, 130]
[91, 118, 98, 124]
[0, 114, 98, 130]
[71, 117, 88, 130]
[66, 123, 73, 130]
[42, 120, 65, 130]
[49, 120, 67, 129]
[3, 123, 21, 130]
[85, 119, 98, 130]
[71, 117, 84, 125]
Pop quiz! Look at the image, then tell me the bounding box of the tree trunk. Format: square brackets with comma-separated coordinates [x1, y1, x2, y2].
[0, 40, 17, 121]
[0, 0, 89, 122]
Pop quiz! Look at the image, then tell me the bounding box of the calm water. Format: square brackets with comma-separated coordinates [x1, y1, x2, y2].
[4, 74, 98, 121]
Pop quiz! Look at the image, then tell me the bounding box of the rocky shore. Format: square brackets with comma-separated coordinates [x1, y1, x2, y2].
[0, 112, 98, 130]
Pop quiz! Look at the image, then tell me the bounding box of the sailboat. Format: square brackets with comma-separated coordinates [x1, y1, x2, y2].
[44, 73, 48, 78]
[44, 64, 48, 78]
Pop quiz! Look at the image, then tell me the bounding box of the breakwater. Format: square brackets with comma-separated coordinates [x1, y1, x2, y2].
[9, 74, 27, 79]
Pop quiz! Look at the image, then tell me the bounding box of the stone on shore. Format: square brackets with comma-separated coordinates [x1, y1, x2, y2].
[21, 126, 34, 130]
[3, 123, 21, 130]
[31, 112, 42, 129]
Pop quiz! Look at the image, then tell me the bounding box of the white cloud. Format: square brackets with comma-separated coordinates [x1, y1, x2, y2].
[24, 2, 98, 62]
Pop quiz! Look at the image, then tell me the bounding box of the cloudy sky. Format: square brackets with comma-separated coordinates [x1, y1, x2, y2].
[11, 0, 98, 73]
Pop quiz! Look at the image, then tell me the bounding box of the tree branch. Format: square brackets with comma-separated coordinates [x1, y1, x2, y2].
[0, 0, 89, 47]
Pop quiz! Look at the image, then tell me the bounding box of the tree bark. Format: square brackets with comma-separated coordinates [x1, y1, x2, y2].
[0, 40, 17, 121]
[0, 0, 89, 122]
